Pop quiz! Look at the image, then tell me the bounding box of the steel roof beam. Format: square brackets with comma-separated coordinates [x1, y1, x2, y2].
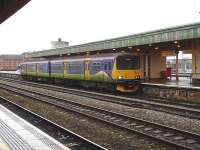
[0, 0, 30, 24]
[26, 22, 200, 58]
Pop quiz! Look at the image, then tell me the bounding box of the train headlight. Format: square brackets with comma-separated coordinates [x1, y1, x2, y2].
[118, 76, 123, 79]
[136, 75, 140, 79]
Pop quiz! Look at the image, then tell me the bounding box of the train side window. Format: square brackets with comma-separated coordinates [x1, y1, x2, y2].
[104, 64, 108, 70]
[92, 62, 101, 71]
[68, 63, 82, 74]
[51, 63, 63, 73]
[27, 64, 36, 72]
[85, 63, 89, 70]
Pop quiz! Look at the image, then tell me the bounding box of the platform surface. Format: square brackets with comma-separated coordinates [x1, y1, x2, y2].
[0, 104, 70, 150]
[142, 77, 200, 90]
[0, 71, 20, 74]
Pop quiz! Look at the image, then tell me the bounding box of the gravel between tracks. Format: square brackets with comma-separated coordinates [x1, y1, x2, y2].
[4, 81, 200, 135]
[0, 88, 176, 150]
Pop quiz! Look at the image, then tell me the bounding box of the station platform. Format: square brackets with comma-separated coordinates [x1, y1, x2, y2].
[0, 71, 20, 75]
[141, 77, 199, 89]
[0, 104, 69, 150]
[140, 77, 200, 101]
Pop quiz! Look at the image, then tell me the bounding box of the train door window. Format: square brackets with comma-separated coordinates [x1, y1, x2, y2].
[85, 62, 88, 70]
[108, 62, 112, 70]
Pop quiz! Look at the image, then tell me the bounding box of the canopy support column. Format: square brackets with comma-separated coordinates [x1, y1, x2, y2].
[175, 50, 179, 81]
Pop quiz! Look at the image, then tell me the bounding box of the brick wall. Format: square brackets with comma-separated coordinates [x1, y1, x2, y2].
[0, 58, 23, 71]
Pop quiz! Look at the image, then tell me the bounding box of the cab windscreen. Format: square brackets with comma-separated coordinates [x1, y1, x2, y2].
[116, 55, 139, 70]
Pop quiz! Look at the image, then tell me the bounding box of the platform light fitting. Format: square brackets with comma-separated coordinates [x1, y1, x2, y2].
[67, 53, 71, 55]
[136, 48, 140, 52]
[154, 46, 159, 50]
[113, 48, 116, 51]
[174, 41, 178, 44]
[128, 46, 132, 49]
[149, 44, 152, 47]
[177, 45, 181, 48]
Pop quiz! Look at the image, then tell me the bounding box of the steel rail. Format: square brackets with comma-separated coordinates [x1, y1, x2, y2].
[1, 77, 200, 120]
[0, 83, 200, 150]
[0, 95, 107, 150]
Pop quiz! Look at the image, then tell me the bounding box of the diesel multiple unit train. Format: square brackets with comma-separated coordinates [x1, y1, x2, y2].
[20, 53, 141, 92]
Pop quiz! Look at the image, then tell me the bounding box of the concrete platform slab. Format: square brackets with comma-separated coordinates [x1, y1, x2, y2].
[0, 104, 70, 150]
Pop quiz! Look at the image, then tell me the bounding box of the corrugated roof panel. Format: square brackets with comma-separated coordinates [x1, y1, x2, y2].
[25, 22, 200, 58]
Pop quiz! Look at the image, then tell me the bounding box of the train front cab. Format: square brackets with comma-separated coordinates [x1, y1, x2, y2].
[112, 54, 141, 92]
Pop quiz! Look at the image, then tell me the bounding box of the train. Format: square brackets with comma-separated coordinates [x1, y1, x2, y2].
[20, 52, 141, 92]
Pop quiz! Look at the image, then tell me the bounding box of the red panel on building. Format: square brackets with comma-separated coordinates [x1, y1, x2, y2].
[0, 0, 30, 24]
[0, 55, 23, 71]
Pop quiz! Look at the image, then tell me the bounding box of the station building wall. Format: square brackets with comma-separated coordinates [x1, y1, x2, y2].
[150, 51, 166, 79]
[0, 55, 23, 71]
[192, 39, 200, 81]
[138, 51, 166, 79]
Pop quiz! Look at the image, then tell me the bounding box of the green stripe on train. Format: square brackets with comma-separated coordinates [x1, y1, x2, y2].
[51, 73, 64, 78]
[26, 72, 37, 76]
[66, 74, 84, 80]
[37, 72, 49, 77]
[90, 71, 112, 82]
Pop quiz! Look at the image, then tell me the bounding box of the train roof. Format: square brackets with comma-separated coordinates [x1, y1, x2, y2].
[20, 60, 49, 65]
[22, 52, 138, 64]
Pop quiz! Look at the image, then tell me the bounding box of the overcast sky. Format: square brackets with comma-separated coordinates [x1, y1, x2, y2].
[0, 0, 200, 55]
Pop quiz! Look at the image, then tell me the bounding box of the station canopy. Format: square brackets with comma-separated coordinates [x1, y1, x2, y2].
[0, 0, 30, 24]
[25, 22, 200, 59]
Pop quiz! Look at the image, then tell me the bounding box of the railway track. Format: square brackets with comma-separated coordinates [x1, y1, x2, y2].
[0, 83, 200, 150]
[0, 96, 106, 150]
[1, 77, 200, 120]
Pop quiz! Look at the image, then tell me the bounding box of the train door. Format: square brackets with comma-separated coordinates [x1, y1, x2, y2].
[48, 61, 51, 78]
[84, 60, 90, 80]
[64, 61, 67, 78]
[103, 61, 109, 81]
